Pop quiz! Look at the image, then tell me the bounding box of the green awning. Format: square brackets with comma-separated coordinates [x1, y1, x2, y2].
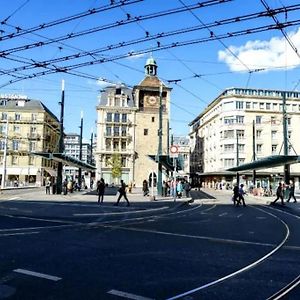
[32, 152, 96, 171]
[227, 155, 300, 172]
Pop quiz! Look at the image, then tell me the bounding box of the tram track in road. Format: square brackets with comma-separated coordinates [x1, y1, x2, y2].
[163, 204, 299, 300]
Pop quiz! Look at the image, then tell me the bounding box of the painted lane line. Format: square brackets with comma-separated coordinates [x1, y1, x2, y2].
[165, 206, 290, 300]
[73, 206, 169, 216]
[102, 224, 278, 248]
[218, 212, 228, 217]
[0, 223, 79, 233]
[108, 289, 154, 300]
[237, 214, 243, 218]
[0, 231, 40, 237]
[14, 269, 61, 281]
[4, 214, 78, 224]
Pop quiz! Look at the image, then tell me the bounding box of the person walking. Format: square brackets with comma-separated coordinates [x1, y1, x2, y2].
[237, 184, 246, 206]
[142, 179, 149, 196]
[287, 181, 297, 203]
[45, 179, 51, 194]
[97, 178, 105, 204]
[232, 185, 239, 206]
[114, 180, 130, 206]
[272, 182, 284, 205]
[184, 180, 191, 198]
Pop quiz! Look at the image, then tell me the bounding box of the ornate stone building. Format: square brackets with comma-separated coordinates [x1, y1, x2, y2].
[0, 95, 60, 187]
[95, 57, 171, 187]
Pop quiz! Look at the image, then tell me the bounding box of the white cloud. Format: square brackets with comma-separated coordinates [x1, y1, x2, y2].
[218, 27, 300, 72]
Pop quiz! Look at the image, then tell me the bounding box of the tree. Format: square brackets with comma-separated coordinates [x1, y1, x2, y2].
[109, 153, 122, 182]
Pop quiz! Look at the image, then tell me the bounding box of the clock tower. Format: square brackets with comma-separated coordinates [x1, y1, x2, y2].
[132, 57, 172, 187]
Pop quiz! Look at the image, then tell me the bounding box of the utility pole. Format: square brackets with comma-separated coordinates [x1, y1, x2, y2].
[252, 120, 256, 186]
[78, 111, 83, 189]
[236, 129, 240, 187]
[282, 91, 290, 184]
[1, 118, 8, 189]
[56, 80, 65, 194]
[90, 128, 93, 165]
[157, 83, 163, 196]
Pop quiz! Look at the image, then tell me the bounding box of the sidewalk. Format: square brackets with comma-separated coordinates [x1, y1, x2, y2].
[0, 186, 192, 205]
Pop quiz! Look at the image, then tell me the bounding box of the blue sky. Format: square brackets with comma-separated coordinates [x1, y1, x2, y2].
[1, 0, 300, 140]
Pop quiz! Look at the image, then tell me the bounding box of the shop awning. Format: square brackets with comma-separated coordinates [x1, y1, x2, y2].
[148, 155, 182, 171]
[227, 155, 300, 172]
[32, 152, 96, 171]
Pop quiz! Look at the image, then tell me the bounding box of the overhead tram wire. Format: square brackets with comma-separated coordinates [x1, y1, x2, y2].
[1, 5, 298, 79]
[1, 4, 298, 58]
[260, 0, 300, 60]
[0, 0, 231, 56]
[2, 18, 300, 89]
[0, 0, 142, 41]
[118, 4, 219, 101]
[178, 0, 254, 88]
[1, 0, 31, 24]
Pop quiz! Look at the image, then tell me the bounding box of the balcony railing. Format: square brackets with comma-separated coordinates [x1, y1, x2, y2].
[27, 133, 41, 140]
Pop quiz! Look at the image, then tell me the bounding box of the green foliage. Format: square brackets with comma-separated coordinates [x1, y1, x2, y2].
[109, 153, 122, 179]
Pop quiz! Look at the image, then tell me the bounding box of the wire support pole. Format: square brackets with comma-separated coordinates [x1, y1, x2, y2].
[56, 80, 65, 194]
[157, 83, 163, 196]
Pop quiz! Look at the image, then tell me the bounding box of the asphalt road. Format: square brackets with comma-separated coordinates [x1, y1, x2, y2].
[0, 188, 299, 300]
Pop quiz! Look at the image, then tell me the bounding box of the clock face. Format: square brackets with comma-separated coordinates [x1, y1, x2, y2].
[147, 96, 157, 106]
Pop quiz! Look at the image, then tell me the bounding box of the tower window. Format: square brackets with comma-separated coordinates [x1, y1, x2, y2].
[152, 117, 155, 122]
[144, 129, 148, 136]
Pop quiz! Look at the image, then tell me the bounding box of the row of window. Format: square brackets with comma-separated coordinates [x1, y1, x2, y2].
[236, 100, 300, 112]
[221, 129, 292, 139]
[223, 115, 291, 125]
[0, 155, 35, 165]
[1, 112, 38, 121]
[0, 140, 37, 151]
[226, 88, 300, 99]
[220, 143, 292, 154]
[106, 112, 128, 123]
[105, 139, 127, 151]
[106, 126, 127, 136]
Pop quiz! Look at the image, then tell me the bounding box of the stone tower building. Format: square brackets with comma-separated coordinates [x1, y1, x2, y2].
[133, 57, 171, 186]
[95, 57, 171, 187]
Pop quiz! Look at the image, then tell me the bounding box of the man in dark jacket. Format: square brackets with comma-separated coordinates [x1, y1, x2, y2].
[272, 182, 284, 205]
[97, 178, 105, 204]
[114, 180, 130, 206]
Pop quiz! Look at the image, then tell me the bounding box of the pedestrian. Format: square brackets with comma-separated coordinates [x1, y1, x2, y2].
[45, 178, 51, 194]
[63, 179, 68, 195]
[272, 182, 284, 205]
[287, 181, 297, 203]
[97, 178, 105, 204]
[184, 180, 191, 197]
[176, 180, 183, 198]
[232, 185, 239, 206]
[142, 179, 149, 196]
[114, 180, 130, 206]
[237, 184, 246, 206]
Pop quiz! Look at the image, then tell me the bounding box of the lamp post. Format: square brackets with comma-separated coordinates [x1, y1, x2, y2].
[1, 118, 8, 189]
[78, 111, 83, 189]
[282, 92, 290, 184]
[56, 79, 65, 194]
[157, 83, 163, 196]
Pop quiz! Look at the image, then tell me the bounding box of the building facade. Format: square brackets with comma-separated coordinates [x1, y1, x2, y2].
[63, 133, 92, 184]
[189, 87, 300, 189]
[0, 94, 60, 187]
[95, 58, 171, 187]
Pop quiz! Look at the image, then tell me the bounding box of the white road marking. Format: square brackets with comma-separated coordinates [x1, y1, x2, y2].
[14, 269, 61, 281]
[237, 214, 243, 218]
[218, 212, 228, 217]
[0, 231, 40, 237]
[73, 206, 168, 217]
[108, 289, 154, 300]
[8, 197, 20, 200]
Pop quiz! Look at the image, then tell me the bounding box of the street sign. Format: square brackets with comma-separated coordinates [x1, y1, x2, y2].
[170, 145, 179, 158]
